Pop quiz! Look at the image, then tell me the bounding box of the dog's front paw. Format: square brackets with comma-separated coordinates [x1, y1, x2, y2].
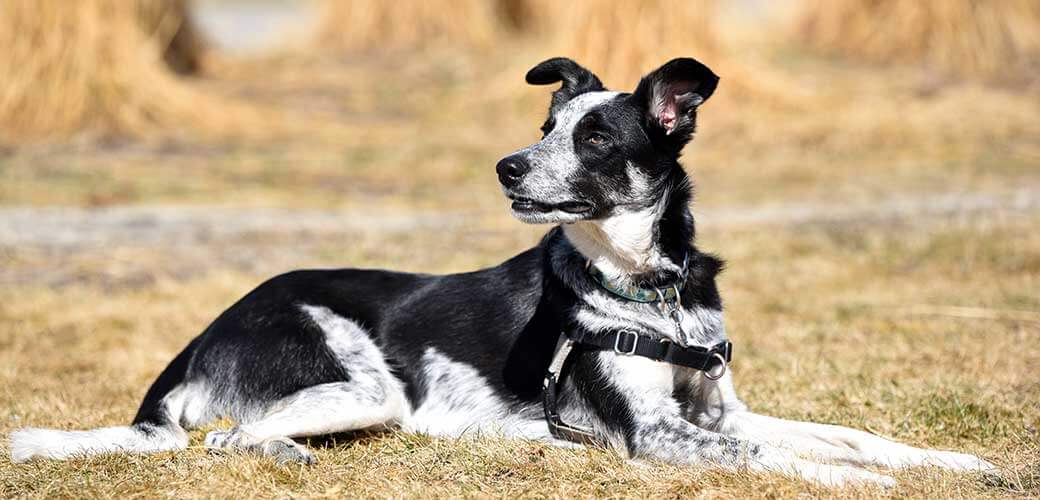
[797, 461, 896, 488]
[754, 450, 896, 488]
[920, 450, 998, 473]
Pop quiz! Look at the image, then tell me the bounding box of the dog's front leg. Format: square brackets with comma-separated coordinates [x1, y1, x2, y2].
[724, 411, 997, 472]
[589, 353, 895, 486]
[626, 411, 900, 486]
[683, 369, 996, 473]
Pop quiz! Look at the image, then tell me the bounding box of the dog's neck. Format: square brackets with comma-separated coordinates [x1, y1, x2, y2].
[562, 170, 694, 286]
[563, 206, 672, 275]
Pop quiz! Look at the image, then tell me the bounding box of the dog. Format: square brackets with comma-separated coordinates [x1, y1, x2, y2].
[10, 57, 996, 487]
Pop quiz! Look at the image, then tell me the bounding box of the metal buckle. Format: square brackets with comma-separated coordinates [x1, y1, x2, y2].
[703, 352, 728, 380]
[614, 330, 638, 355]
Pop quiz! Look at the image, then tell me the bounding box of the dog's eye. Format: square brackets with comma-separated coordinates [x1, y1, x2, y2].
[585, 133, 608, 146]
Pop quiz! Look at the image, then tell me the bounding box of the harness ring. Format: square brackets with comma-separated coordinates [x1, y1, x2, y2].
[703, 352, 728, 380]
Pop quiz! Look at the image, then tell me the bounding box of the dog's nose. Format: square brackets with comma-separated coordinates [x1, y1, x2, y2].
[496, 156, 529, 187]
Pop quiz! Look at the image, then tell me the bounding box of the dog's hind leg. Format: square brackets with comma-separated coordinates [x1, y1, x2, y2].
[205, 304, 408, 464]
[203, 380, 407, 464]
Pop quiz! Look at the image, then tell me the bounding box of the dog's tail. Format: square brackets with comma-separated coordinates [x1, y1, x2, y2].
[9, 421, 187, 463]
[9, 337, 202, 463]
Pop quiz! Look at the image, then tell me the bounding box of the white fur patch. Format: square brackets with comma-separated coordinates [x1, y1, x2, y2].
[561, 164, 679, 273]
[564, 204, 663, 274]
[301, 303, 405, 407]
[402, 348, 548, 439]
[163, 381, 214, 428]
[269, 304, 410, 434]
[602, 350, 675, 395]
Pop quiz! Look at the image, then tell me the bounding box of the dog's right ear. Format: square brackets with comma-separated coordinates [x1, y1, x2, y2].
[526, 57, 605, 112]
[633, 57, 719, 152]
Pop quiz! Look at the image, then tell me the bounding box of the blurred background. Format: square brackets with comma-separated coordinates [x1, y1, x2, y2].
[1, 0, 1037, 284]
[1, 1, 1039, 496]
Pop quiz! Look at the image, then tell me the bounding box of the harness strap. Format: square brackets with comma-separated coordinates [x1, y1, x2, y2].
[565, 329, 732, 375]
[542, 338, 599, 444]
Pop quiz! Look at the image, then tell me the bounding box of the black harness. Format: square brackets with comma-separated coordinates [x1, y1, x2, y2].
[542, 256, 734, 444]
[542, 328, 733, 444]
[565, 329, 732, 370]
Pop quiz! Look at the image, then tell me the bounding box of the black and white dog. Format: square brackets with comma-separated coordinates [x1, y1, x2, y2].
[11, 57, 995, 486]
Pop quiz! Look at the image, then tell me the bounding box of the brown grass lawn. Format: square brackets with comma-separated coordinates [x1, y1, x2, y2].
[2, 39, 1039, 498]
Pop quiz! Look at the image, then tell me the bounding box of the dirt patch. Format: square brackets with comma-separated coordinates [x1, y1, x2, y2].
[2, 186, 1037, 290]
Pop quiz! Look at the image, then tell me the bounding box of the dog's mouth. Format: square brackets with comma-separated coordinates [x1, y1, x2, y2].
[509, 196, 593, 215]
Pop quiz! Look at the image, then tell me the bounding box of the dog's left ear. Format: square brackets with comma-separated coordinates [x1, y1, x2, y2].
[526, 57, 605, 112]
[633, 58, 719, 148]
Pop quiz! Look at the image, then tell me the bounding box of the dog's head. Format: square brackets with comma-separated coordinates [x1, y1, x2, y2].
[498, 57, 718, 224]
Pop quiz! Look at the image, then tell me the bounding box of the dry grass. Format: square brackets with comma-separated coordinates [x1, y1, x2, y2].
[520, 0, 719, 87]
[492, 0, 809, 112]
[0, 0, 278, 144]
[134, 0, 205, 74]
[315, 0, 508, 52]
[794, 0, 1040, 84]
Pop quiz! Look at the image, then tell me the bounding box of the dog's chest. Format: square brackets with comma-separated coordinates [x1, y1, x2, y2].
[603, 352, 675, 392]
[577, 292, 726, 347]
[675, 304, 726, 345]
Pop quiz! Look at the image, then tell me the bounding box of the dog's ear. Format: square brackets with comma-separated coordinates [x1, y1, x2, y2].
[633, 58, 718, 150]
[526, 57, 605, 111]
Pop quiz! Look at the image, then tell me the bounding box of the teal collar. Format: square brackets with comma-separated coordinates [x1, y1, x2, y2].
[585, 254, 689, 303]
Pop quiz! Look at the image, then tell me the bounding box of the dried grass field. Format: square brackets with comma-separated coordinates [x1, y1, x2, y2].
[1, 1, 1039, 497]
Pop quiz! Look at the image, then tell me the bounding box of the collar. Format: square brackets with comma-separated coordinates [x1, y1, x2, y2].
[585, 253, 689, 303]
